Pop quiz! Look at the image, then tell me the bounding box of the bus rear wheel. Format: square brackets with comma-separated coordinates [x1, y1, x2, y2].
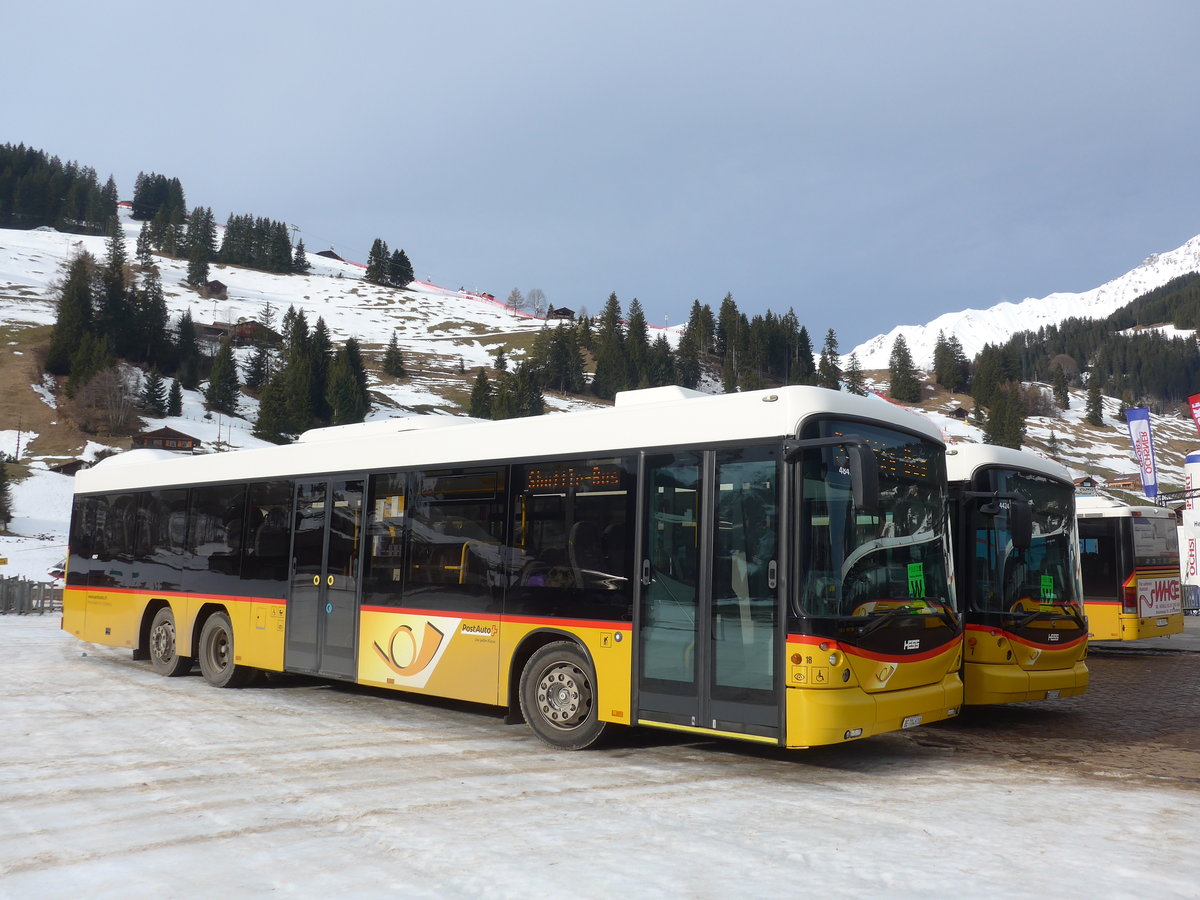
[198, 611, 254, 688]
[148, 607, 191, 676]
[519, 641, 606, 750]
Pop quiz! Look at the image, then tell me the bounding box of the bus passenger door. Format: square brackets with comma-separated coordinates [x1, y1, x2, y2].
[287, 478, 363, 679]
[637, 448, 780, 740]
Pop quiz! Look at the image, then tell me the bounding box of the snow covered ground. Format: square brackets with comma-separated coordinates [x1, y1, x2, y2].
[1, 614, 1197, 898]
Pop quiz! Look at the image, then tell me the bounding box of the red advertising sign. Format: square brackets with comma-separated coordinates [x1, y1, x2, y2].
[1189, 393, 1200, 435]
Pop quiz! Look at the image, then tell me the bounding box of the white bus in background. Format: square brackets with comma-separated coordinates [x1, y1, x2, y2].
[1176, 450, 1200, 616]
[1076, 494, 1184, 639]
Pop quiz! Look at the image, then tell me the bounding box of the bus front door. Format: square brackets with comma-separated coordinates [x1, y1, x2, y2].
[286, 478, 364, 679]
[638, 448, 780, 741]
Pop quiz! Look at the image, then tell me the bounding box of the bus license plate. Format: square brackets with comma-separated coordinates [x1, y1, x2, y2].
[901, 715, 923, 729]
[1156, 618, 1168, 627]
[1045, 689, 1060, 700]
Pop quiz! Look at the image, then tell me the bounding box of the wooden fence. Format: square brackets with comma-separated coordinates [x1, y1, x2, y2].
[0, 576, 62, 615]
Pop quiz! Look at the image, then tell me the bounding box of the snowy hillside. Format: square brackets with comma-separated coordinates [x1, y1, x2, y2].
[851, 233, 1200, 369]
[0, 212, 558, 400]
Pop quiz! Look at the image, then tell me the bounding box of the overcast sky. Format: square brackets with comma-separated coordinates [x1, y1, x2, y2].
[7, 1, 1200, 348]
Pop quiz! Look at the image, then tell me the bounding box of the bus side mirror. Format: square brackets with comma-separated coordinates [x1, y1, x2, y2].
[1008, 498, 1033, 550]
[846, 444, 880, 511]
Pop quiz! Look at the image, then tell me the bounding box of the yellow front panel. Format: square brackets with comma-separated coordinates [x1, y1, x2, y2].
[964, 660, 1088, 704]
[963, 626, 1088, 704]
[784, 638, 963, 747]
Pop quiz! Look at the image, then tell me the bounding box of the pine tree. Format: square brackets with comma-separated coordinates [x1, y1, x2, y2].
[176, 310, 202, 390]
[292, 238, 311, 274]
[817, 329, 842, 390]
[46, 252, 96, 375]
[675, 329, 701, 389]
[648, 334, 676, 387]
[625, 298, 651, 388]
[1052, 364, 1069, 409]
[888, 334, 922, 403]
[205, 338, 240, 415]
[845, 353, 868, 396]
[364, 238, 388, 284]
[136, 222, 155, 267]
[308, 317, 333, 423]
[1086, 375, 1104, 426]
[135, 264, 170, 368]
[1047, 430, 1062, 460]
[945, 334, 970, 393]
[591, 292, 627, 400]
[382, 331, 407, 378]
[253, 375, 293, 444]
[388, 249, 414, 287]
[186, 242, 209, 287]
[65, 333, 115, 399]
[243, 343, 271, 390]
[167, 378, 183, 416]
[984, 385, 1026, 449]
[141, 370, 167, 417]
[469, 368, 493, 418]
[793, 324, 816, 385]
[493, 345, 508, 372]
[97, 216, 135, 358]
[326, 348, 367, 425]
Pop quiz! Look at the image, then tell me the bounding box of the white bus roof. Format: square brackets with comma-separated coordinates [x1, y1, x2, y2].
[1075, 494, 1173, 518]
[76, 385, 943, 495]
[945, 443, 1073, 485]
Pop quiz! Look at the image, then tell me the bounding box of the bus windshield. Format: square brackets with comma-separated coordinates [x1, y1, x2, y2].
[1131, 516, 1179, 567]
[967, 469, 1079, 614]
[797, 420, 952, 620]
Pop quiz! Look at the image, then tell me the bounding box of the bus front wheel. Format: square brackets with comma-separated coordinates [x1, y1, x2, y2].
[519, 641, 606, 750]
[198, 611, 254, 688]
[148, 606, 191, 677]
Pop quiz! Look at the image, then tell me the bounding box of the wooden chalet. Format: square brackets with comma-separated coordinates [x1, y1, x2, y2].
[131, 427, 202, 453]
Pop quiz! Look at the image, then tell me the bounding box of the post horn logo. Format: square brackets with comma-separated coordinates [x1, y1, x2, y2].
[373, 621, 446, 676]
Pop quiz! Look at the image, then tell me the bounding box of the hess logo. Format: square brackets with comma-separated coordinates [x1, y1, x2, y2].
[373, 621, 446, 676]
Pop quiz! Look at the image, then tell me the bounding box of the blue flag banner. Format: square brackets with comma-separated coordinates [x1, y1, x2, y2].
[1125, 407, 1159, 498]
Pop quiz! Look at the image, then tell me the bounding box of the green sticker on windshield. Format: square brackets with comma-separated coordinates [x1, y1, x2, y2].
[907, 563, 926, 599]
[1040, 574, 1055, 601]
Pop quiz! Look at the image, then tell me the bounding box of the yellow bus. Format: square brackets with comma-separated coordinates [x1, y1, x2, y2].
[946, 444, 1087, 705]
[1076, 494, 1183, 641]
[63, 385, 963, 750]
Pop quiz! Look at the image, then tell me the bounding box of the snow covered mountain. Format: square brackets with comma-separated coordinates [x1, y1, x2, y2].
[850, 233, 1200, 370]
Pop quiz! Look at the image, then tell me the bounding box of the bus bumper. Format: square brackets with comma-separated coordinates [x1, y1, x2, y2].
[963, 660, 1088, 705]
[783, 672, 962, 748]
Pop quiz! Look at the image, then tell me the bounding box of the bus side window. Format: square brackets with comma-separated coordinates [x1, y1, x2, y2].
[510, 457, 636, 599]
[363, 472, 408, 605]
[242, 480, 293, 593]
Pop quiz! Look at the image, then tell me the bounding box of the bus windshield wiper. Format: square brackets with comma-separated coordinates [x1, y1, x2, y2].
[1005, 604, 1085, 630]
[858, 606, 916, 637]
[1007, 608, 1045, 628]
